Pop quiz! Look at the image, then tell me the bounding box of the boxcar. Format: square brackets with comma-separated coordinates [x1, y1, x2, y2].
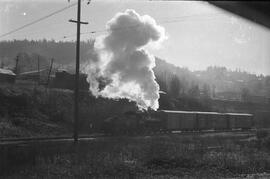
[226, 113, 253, 129]
[160, 110, 197, 131]
[197, 112, 215, 130]
[254, 111, 270, 128]
[197, 112, 228, 130]
[158, 110, 254, 132]
[213, 113, 229, 130]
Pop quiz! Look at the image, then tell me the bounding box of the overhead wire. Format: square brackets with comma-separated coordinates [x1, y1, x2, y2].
[58, 13, 225, 41]
[0, 0, 224, 41]
[0, 1, 78, 39]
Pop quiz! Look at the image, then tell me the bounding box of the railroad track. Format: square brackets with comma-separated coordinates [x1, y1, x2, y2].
[0, 134, 106, 146]
[0, 129, 256, 146]
[172, 128, 257, 136]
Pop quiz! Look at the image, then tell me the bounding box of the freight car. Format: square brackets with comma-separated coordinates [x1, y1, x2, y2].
[101, 110, 254, 135]
[158, 110, 254, 132]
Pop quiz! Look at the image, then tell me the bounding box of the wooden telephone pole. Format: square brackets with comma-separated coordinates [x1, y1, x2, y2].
[37, 55, 40, 85]
[14, 55, 19, 74]
[69, 0, 88, 143]
[47, 58, 54, 87]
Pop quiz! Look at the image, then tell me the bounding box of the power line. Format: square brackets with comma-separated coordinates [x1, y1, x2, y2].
[59, 29, 105, 40]
[0, 1, 78, 39]
[1, 1, 222, 41]
[59, 13, 224, 40]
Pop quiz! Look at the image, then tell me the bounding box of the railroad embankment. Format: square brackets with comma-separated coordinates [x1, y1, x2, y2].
[0, 84, 74, 138]
[0, 84, 137, 138]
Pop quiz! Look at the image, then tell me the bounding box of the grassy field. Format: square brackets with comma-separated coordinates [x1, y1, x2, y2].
[1, 84, 270, 178]
[2, 131, 270, 178]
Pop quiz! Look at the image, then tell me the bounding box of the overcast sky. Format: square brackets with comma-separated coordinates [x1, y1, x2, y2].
[0, 0, 270, 75]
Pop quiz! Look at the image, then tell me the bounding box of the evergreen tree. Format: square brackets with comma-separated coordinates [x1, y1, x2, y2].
[170, 75, 181, 98]
[202, 83, 211, 99]
[188, 83, 200, 98]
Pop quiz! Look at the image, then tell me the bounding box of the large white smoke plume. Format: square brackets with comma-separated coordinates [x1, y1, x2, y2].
[84, 9, 166, 110]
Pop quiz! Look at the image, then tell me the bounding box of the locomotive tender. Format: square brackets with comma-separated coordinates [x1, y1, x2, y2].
[101, 110, 254, 135]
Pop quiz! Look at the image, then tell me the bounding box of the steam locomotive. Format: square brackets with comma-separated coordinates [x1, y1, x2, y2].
[101, 110, 254, 135]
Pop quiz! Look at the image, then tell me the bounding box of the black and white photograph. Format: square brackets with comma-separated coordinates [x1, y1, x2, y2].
[0, 0, 270, 178]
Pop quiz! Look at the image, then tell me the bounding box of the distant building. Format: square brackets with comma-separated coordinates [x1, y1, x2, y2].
[247, 95, 270, 104]
[214, 91, 241, 101]
[214, 91, 270, 104]
[16, 69, 50, 82]
[0, 68, 16, 84]
[15, 68, 52, 86]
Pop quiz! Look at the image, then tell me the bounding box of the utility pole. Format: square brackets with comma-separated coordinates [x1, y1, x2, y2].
[69, 0, 88, 143]
[47, 58, 54, 87]
[37, 55, 40, 85]
[14, 55, 19, 74]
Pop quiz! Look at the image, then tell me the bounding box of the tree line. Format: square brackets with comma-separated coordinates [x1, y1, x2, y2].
[1, 40, 269, 109]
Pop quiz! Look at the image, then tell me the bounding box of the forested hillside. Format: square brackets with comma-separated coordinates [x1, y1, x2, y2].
[154, 58, 270, 100]
[0, 39, 94, 66]
[1, 40, 270, 99]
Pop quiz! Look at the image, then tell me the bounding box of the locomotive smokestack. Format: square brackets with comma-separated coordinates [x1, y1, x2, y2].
[84, 9, 166, 110]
